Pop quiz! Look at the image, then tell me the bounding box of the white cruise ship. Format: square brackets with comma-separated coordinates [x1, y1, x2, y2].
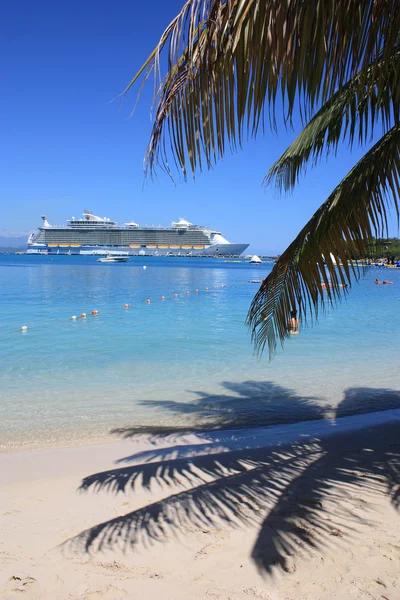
[26, 211, 249, 257]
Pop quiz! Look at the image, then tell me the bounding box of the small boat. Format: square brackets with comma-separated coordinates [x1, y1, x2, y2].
[98, 255, 129, 263]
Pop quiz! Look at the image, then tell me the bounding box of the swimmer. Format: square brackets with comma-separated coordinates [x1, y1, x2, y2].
[288, 309, 299, 335]
[375, 279, 381, 284]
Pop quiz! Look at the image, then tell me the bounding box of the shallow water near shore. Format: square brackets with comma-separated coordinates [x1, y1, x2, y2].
[0, 255, 399, 451]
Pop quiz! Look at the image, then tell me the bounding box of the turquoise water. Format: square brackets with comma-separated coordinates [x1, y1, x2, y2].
[1, 255, 399, 450]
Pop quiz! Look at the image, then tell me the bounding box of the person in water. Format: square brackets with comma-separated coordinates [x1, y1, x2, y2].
[288, 309, 299, 334]
[375, 279, 381, 284]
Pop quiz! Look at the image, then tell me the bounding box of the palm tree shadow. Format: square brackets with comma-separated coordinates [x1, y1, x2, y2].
[65, 383, 400, 575]
[111, 380, 326, 444]
[252, 421, 400, 572]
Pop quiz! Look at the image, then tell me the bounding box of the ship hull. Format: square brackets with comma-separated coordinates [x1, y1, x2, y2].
[26, 243, 249, 257]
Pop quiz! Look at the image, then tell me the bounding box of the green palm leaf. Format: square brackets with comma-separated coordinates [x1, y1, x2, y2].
[266, 48, 400, 191]
[125, 0, 400, 179]
[126, 1, 400, 358]
[247, 125, 400, 359]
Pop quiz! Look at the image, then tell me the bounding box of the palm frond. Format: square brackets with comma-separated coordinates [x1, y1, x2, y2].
[247, 125, 400, 359]
[266, 48, 400, 191]
[125, 0, 400, 178]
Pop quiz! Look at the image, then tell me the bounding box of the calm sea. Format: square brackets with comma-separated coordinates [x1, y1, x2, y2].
[1, 255, 399, 451]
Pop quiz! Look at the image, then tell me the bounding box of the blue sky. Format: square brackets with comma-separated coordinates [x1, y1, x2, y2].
[1, 0, 398, 254]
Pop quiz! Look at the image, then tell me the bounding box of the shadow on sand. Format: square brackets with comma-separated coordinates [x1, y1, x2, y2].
[65, 381, 400, 575]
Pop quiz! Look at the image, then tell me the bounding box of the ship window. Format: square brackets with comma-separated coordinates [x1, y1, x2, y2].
[141, 244, 146, 247]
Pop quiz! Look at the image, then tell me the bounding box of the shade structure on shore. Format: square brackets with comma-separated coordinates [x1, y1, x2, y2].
[250, 255, 262, 264]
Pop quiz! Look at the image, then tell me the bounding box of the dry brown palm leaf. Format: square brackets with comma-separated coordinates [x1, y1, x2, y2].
[247, 125, 400, 359]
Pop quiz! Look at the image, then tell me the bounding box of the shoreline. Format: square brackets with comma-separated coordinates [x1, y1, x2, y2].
[2, 405, 400, 457]
[1, 409, 400, 598]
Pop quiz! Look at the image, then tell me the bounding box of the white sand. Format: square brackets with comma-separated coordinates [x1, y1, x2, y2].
[1, 412, 400, 600]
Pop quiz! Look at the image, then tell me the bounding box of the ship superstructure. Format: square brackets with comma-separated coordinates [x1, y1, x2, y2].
[26, 211, 249, 256]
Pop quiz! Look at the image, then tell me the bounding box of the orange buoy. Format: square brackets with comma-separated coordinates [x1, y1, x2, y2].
[81, 313, 86, 318]
[146, 299, 151, 304]
[124, 303, 130, 308]
[161, 296, 165, 300]
[91, 310, 99, 315]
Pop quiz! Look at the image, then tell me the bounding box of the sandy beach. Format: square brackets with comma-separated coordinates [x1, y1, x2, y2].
[1, 412, 400, 600]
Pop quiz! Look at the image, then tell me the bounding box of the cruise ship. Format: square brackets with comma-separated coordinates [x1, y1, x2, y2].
[26, 211, 249, 256]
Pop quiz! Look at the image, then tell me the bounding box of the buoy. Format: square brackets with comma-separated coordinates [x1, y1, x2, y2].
[124, 303, 130, 308]
[195, 289, 199, 293]
[186, 291, 190, 295]
[91, 310, 99, 315]
[213, 286, 216, 289]
[174, 293, 178, 297]
[143, 266, 147, 270]
[81, 313, 86, 318]
[71, 315, 77, 320]
[205, 287, 208, 291]
[161, 296, 165, 300]
[146, 299, 151, 304]
[20, 326, 28, 332]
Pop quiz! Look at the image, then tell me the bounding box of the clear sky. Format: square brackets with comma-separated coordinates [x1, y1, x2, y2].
[1, 0, 398, 254]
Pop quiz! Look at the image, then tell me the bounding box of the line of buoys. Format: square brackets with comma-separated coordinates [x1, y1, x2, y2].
[115, 281, 249, 311]
[15, 278, 258, 334]
[71, 310, 101, 319]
